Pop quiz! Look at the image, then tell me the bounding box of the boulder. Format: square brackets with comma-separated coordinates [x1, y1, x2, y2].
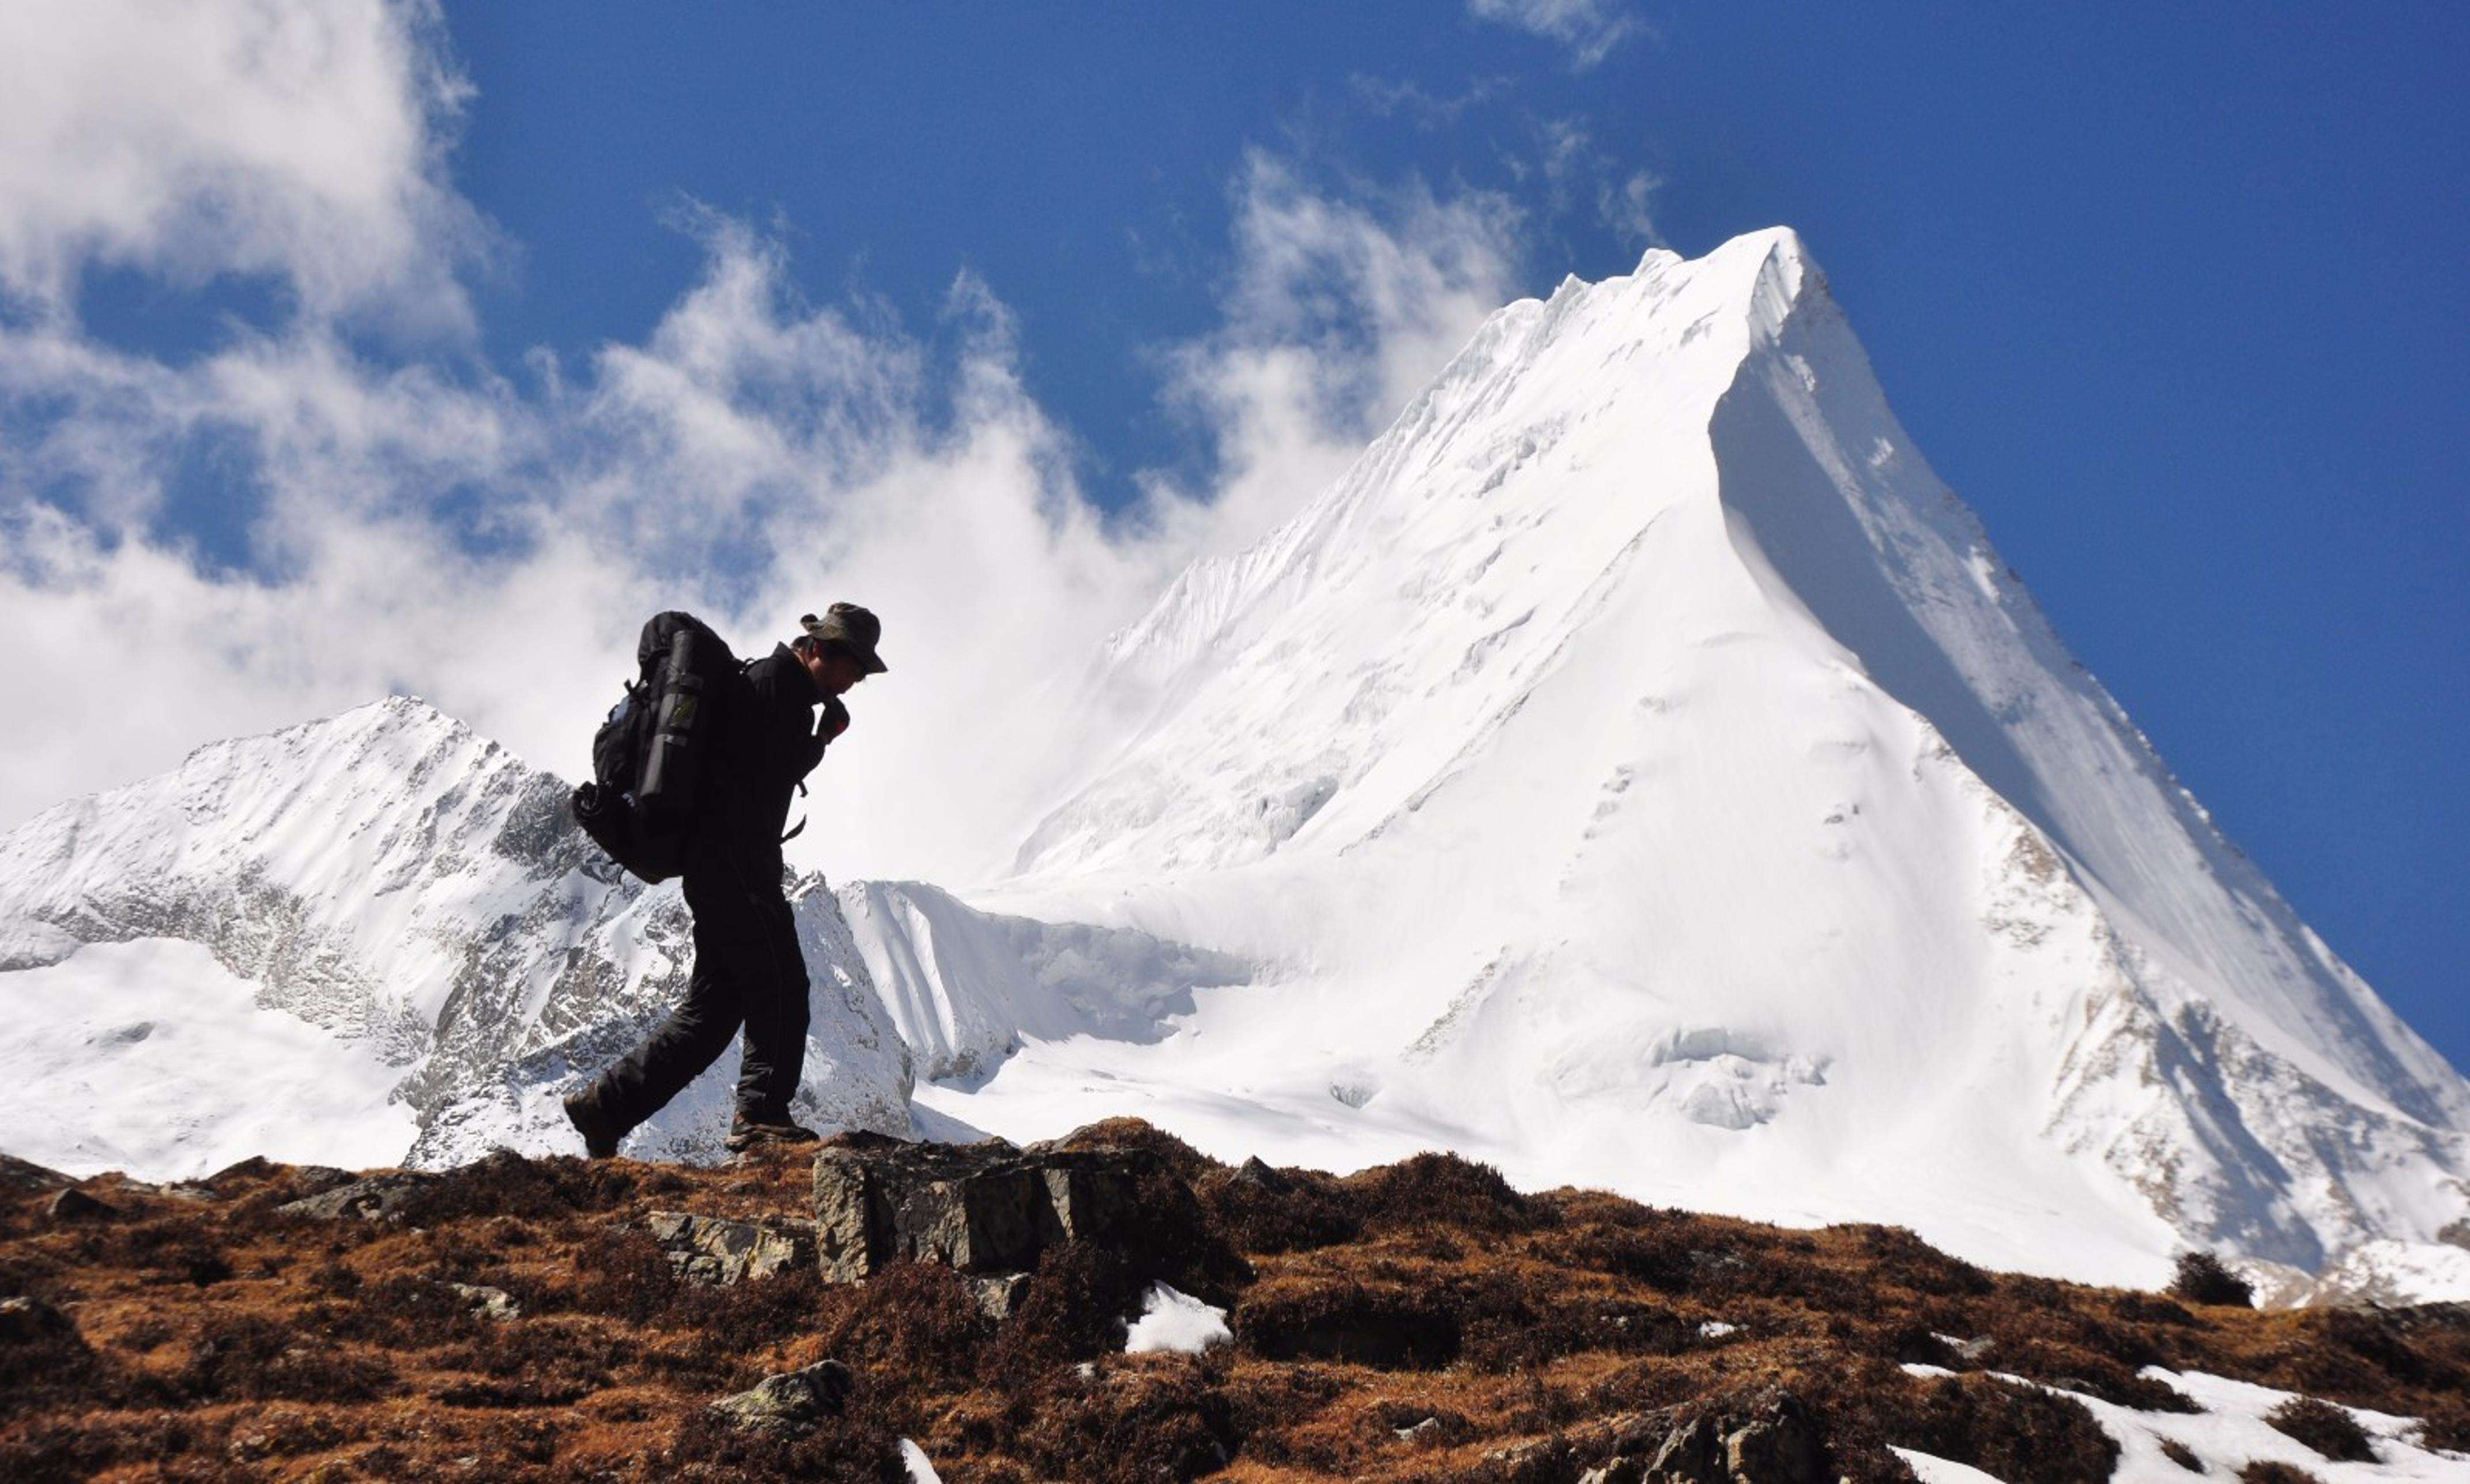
[449, 1283, 521, 1320]
[810, 1134, 1144, 1283]
[710, 1358, 853, 1435]
[45, 1186, 115, 1223]
[277, 1170, 440, 1223]
[647, 1211, 818, 1286]
[968, 1271, 1032, 1321]
[1232, 1155, 1290, 1192]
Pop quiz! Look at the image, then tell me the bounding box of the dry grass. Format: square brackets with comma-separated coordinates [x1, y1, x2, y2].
[1, 1130, 2464, 1482]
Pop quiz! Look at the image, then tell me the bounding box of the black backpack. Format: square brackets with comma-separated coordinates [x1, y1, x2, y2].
[571, 611, 738, 883]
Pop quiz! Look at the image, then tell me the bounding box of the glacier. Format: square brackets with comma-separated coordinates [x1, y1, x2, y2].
[2, 227, 2463, 1301]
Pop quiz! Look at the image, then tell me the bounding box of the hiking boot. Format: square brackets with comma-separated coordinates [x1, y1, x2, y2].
[563, 1087, 624, 1160]
[725, 1117, 822, 1153]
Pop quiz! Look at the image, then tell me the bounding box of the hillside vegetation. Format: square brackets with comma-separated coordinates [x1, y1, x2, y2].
[2, 1122, 2464, 1482]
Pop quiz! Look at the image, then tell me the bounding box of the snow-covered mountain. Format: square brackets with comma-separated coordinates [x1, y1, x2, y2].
[968, 228, 2470, 1293]
[0, 698, 1232, 1174]
[2, 228, 2462, 1300]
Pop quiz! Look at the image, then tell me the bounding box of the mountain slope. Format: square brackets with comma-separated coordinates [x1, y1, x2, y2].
[974, 229, 2469, 1288]
[0, 699, 1254, 1178]
[0, 697, 915, 1173]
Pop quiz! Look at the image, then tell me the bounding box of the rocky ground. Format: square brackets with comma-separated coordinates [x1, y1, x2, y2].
[2, 1121, 2465, 1483]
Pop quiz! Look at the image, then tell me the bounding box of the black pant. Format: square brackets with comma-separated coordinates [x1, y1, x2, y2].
[591, 851, 810, 1133]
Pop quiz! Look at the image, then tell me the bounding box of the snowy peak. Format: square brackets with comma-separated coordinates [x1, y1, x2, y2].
[1023, 233, 1801, 878]
[988, 226, 2470, 1287]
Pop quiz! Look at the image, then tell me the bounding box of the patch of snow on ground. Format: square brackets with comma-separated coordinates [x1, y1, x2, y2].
[898, 1438, 942, 1482]
[1123, 1282, 1232, 1354]
[1891, 1451, 2006, 1484]
[0, 939, 417, 1178]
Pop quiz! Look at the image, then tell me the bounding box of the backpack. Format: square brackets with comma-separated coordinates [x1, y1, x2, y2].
[571, 611, 738, 883]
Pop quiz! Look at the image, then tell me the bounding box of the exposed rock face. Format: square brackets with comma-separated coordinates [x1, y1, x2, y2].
[1577, 1394, 1833, 1484]
[647, 1210, 819, 1286]
[809, 1133, 1145, 1283]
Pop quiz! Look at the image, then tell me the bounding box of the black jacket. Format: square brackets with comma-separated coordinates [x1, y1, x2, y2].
[693, 644, 835, 889]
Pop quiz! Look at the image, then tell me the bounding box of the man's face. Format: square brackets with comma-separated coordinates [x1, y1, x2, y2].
[802, 644, 868, 697]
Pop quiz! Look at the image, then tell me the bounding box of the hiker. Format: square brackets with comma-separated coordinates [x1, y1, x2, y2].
[563, 603, 888, 1157]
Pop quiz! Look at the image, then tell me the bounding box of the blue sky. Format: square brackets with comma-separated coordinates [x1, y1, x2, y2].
[4, 2, 2464, 1070]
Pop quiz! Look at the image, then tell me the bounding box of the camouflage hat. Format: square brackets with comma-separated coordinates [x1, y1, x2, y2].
[801, 603, 888, 674]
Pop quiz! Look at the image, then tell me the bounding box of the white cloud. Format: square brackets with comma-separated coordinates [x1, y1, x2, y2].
[0, 0, 486, 334]
[0, 7, 1534, 889]
[1466, 0, 1642, 70]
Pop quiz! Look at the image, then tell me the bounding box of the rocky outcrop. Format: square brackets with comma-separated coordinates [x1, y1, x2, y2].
[648, 1210, 819, 1286]
[276, 1170, 440, 1223]
[809, 1133, 1147, 1283]
[1575, 1394, 1832, 1484]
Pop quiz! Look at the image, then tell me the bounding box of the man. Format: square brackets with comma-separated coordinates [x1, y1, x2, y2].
[563, 603, 889, 1157]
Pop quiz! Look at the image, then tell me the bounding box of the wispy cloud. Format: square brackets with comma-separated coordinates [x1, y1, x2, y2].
[0, 6, 1530, 890]
[1348, 74, 1514, 130]
[1466, 0, 1642, 71]
[1598, 169, 1666, 248]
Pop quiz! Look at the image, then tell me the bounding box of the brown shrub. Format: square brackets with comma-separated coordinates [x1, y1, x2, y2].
[0, 1297, 105, 1422]
[820, 1260, 989, 1388]
[558, 1221, 685, 1325]
[296, 1272, 490, 1351]
[1843, 1224, 1996, 1297]
[2114, 1291, 2200, 1327]
[1551, 1220, 1697, 1292]
[666, 1405, 903, 1481]
[2169, 1251, 2255, 1308]
[2415, 1396, 2470, 1453]
[2263, 1395, 2376, 1463]
[1042, 1118, 1220, 1184]
[396, 1147, 639, 1225]
[426, 1317, 625, 1407]
[2160, 1436, 2205, 1471]
[1200, 1166, 1362, 1255]
[0, 1412, 211, 1483]
[1827, 1371, 2119, 1484]
[1217, 1362, 1350, 1467]
[1005, 1358, 1242, 1484]
[179, 1312, 398, 1403]
[1235, 1278, 1461, 1369]
[2293, 1304, 2463, 1395]
[2237, 1464, 2324, 1484]
[1349, 1151, 1547, 1236]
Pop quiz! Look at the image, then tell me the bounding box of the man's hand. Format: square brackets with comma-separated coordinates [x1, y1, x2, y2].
[821, 694, 851, 742]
